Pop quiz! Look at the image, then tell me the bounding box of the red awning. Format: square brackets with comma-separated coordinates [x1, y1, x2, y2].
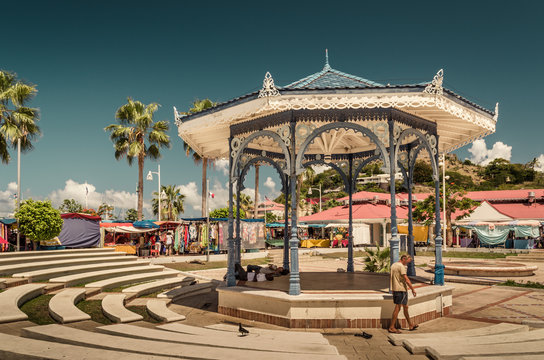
[61, 213, 101, 221]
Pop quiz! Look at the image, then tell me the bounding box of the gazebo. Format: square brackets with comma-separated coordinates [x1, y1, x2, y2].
[175, 53, 497, 327]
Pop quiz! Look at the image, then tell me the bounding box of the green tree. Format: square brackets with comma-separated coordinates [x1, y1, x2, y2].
[59, 199, 83, 213]
[209, 207, 246, 219]
[15, 199, 63, 242]
[181, 99, 216, 217]
[0, 70, 41, 164]
[97, 203, 114, 219]
[265, 212, 277, 223]
[413, 184, 479, 246]
[104, 98, 170, 221]
[125, 208, 138, 221]
[152, 185, 185, 221]
[234, 193, 254, 214]
[413, 160, 433, 184]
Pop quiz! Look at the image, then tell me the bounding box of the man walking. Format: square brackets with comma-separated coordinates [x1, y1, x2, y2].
[389, 254, 418, 333]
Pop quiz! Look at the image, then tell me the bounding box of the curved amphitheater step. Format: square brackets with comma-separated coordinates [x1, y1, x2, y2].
[22, 324, 346, 360]
[102, 294, 143, 323]
[157, 281, 213, 300]
[0, 283, 47, 323]
[102, 323, 336, 355]
[404, 328, 544, 354]
[426, 339, 544, 360]
[146, 299, 186, 322]
[0, 332, 170, 360]
[0, 247, 115, 259]
[388, 322, 529, 345]
[84, 269, 180, 291]
[122, 276, 195, 297]
[206, 323, 328, 343]
[176, 322, 329, 344]
[48, 264, 165, 287]
[48, 288, 90, 324]
[0, 250, 127, 267]
[11, 259, 148, 281]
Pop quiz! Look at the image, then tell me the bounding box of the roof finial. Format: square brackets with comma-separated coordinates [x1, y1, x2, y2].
[323, 49, 331, 71]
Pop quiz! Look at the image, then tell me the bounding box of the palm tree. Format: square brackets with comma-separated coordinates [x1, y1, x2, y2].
[181, 99, 216, 217]
[234, 193, 254, 214]
[152, 185, 185, 221]
[105, 98, 170, 220]
[0, 70, 41, 164]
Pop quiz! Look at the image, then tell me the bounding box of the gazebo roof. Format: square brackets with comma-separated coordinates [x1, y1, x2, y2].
[175, 54, 498, 159]
[283, 52, 383, 89]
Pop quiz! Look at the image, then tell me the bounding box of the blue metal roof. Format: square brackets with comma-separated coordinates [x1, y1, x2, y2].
[283, 53, 383, 90]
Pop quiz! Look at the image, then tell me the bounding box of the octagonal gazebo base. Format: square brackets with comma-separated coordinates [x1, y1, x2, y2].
[217, 272, 453, 329]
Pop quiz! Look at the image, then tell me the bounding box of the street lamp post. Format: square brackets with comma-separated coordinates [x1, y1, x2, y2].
[147, 164, 161, 221]
[307, 183, 322, 213]
[16, 138, 21, 252]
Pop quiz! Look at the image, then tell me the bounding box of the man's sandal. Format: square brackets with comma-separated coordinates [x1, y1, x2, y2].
[409, 325, 419, 331]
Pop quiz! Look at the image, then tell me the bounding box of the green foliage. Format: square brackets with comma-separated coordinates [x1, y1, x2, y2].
[413, 160, 434, 184]
[357, 183, 387, 193]
[413, 185, 479, 226]
[322, 198, 341, 210]
[209, 207, 246, 219]
[265, 212, 277, 223]
[97, 203, 114, 219]
[482, 158, 535, 187]
[15, 199, 63, 242]
[152, 185, 185, 220]
[234, 193, 254, 214]
[446, 170, 475, 189]
[59, 199, 83, 213]
[125, 208, 138, 221]
[363, 245, 390, 273]
[500, 280, 544, 289]
[0, 70, 41, 164]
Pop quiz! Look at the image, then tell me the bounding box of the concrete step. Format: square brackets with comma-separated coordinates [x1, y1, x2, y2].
[461, 356, 544, 360]
[122, 276, 195, 297]
[12, 259, 144, 282]
[0, 250, 127, 266]
[102, 294, 143, 323]
[24, 324, 346, 360]
[146, 299, 186, 322]
[206, 323, 328, 343]
[166, 322, 329, 344]
[157, 282, 213, 300]
[49, 265, 165, 287]
[426, 340, 544, 360]
[404, 328, 544, 354]
[0, 332, 172, 360]
[388, 323, 529, 346]
[504, 256, 544, 262]
[49, 288, 91, 324]
[85, 270, 180, 291]
[0, 247, 115, 258]
[99, 323, 341, 356]
[0, 283, 47, 323]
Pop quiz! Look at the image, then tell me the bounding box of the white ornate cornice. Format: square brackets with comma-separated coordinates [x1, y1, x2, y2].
[258, 72, 281, 98]
[424, 69, 444, 95]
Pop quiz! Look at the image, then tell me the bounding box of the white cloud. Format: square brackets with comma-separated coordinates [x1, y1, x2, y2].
[177, 182, 202, 213]
[0, 182, 17, 217]
[213, 158, 229, 176]
[468, 139, 512, 166]
[47, 179, 145, 214]
[535, 154, 544, 173]
[312, 164, 330, 174]
[264, 177, 276, 191]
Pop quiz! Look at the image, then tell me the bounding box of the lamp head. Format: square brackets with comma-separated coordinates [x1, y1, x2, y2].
[146, 171, 153, 181]
[308, 188, 313, 195]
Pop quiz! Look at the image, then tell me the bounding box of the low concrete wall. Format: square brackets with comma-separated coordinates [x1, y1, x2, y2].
[217, 285, 453, 329]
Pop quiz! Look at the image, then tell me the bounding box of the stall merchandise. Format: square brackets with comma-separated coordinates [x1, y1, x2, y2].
[460, 220, 541, 248]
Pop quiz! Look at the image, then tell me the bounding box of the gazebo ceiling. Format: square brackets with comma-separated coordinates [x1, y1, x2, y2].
[175, 58, 497, 159]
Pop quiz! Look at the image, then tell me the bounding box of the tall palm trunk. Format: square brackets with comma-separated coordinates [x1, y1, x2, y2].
[137, 154, 144, 220]
[201, 157, 208, 217]
[254, 165, 260, 219]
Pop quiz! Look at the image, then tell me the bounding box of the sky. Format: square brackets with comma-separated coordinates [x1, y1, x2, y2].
[1, 0, 543, 218]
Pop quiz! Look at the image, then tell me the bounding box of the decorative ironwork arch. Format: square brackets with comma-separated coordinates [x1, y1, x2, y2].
[394, 129, 439, 182]
[351, 154, 382, 190]
[295, 122, 390, 176]
[231, 130, 290, 179]
[239, 156, 287, 193]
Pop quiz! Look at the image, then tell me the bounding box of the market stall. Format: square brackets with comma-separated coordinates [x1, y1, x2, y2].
[459, 220, 541, 249]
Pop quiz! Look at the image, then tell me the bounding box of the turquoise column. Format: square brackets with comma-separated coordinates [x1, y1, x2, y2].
[407, 159, 416, 276]
[434, 141, 444, 285]
[226, 136, 236, 287]
[283, 177, 290, 270]
[235, 181, 241, 264]
[388, 120, 400, 265]
[347, 154, 354, 273]
[288, 119, 300, 295]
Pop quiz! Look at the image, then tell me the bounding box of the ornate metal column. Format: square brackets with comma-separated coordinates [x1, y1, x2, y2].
[434, 146, 445, 285]
[347, 154, 354, 273]
[388, 120, 400, 265]
[226, 136, 236, 286]
[283, 177, 290, 270]
[407, 155, 416, 276]
[235, 179, 242, 264]
[288, 118, 301, 295]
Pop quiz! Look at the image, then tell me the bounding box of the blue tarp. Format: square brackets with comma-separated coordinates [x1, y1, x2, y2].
[58, 217, 100, 248]
[133, 220, 160, 229]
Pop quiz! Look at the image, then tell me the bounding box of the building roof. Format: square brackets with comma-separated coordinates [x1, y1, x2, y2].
[490, 203, 544, 220]
[283, 52, 383, 90]
[465, 189, 544, 202]
[300, 203, 409, 223]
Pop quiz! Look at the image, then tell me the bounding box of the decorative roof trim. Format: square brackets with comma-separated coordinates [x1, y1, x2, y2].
[494, 102, 499, 121]
[173, 106, 186, 127]
[423, 69, 444, 95]
[258, 72, 281, 98]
